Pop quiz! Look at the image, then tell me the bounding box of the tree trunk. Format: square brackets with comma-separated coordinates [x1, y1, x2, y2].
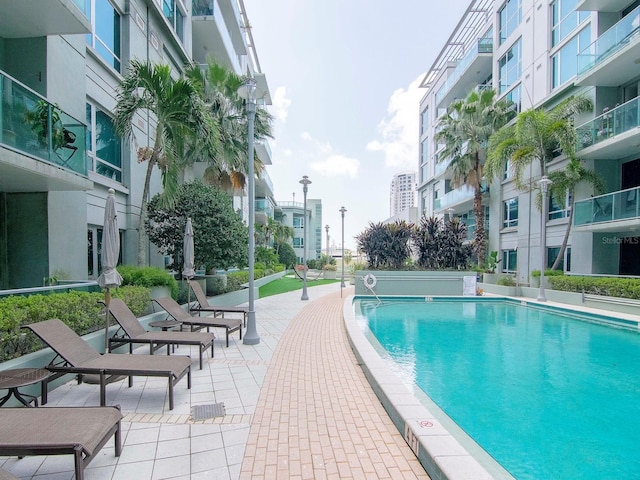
[137, 155, 156, 266]
[551, 188, 575, 271]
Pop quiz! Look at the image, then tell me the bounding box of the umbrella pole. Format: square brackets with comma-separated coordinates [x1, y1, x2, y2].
[187, 279, 191, 309]
[104, 288, 111, 352]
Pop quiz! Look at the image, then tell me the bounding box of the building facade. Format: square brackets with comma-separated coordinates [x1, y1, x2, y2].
[0, 0, 274, 290]
[276, 199, 323, 265]
[389, 171, 417, 217]
[419, 0, 640, 283]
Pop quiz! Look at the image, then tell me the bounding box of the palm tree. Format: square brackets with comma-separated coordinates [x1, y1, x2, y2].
[485, 95, 593, 186]
[434, 88, 515, 267]
[187, 62, 274, 193]
[114, 60, 213, 265]
[273, 221, 294, 254]
[546, 158, 604, 270]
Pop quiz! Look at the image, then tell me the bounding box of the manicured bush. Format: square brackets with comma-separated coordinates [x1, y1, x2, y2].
[531, 269, 565, 278]
[0, 286, 150, 361]
[548, 276, 640, 299]
[119, 265, 178, 299]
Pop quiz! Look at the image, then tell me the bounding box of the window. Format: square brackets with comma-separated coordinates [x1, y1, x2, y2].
[503, 84, 522, 113]
[503, 197, 519, 228]
[551, 0, 589, 47]
[293, 216, 304, 228]
[502, 249, 518, 273]
[88, 227, 122, 278]
[548, 246, 571, 271]
[552, 27, 590, 88]
[499, 0, 522, 44]
[420, 107, 429, 135]
[85, 0, 121, 71]
[421, 139, 429, 165]
[549, 191, 572, 220]
[503, 159, 513, 180]
[163, 0, 185, 42]
[86, 102, 122, 181]
[293, 237, 304, 248]
[499, 39, 522, 94]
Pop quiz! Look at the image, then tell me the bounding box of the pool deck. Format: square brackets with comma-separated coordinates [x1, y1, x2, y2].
[0, 283, 429, 480]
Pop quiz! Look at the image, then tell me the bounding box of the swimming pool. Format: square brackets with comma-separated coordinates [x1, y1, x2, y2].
[354, 297, 640, 480]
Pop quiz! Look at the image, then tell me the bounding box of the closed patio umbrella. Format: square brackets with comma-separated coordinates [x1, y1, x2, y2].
[182, 217, 195, 305]
[97, 188, 123, 351]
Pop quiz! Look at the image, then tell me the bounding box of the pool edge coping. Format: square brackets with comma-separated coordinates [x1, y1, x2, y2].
[342, 295, 515, 480]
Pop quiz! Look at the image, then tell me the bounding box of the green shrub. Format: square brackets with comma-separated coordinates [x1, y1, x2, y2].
[549, 276, 640, 299]
[0, 286, 150, 361]
[119, 265, 178, 299]
[273, 264, 285, 273]
[531, 269, 565, 278]
[497, 276, 516, 286]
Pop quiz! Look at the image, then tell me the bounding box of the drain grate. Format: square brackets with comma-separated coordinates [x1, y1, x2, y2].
[191, 403, 225, 421]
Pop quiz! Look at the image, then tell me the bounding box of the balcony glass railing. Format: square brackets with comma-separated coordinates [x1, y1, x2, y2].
[576, 97, 640, 150]
[0, 71, 86, 176]
[573, 186, 640, 226]
[435, 37, 493, 105]
[193, 0, 214, 16]
[255, 199, 274, 218]
[577, 6, 640, 76]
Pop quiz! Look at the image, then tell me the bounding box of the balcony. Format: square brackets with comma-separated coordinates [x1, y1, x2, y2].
[192, 0, 244, 72]
[576, 7, 640, 87]
[0, 71, 90, 193]
[255, 139, 272, 165]
[576, 0, 631, 12]
[434, 37, 493, 107]
[573, 186, 640, 231]
[576, 97, 640, 159]
[255, 168, 274, 198]
[0, 0, 90, 38]
[255, 198, 274, 225]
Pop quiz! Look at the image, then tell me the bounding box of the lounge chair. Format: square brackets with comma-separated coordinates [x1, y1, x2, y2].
[23, 319, 191, 410]
[154, 297, 242, 347]
[105, 298, 214, 369]
[0, 405, 122, 480]
[189, 281, 249, 327]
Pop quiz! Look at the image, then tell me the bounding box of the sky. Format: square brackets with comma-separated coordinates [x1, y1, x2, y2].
[243, 0, 470, 251]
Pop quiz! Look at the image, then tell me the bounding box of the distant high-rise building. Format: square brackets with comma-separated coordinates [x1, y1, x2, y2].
[390, 171, 417, 217]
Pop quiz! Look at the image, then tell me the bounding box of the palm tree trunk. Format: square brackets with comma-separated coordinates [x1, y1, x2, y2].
[551, 188, 575, 271]
[137, 157, 155, 266]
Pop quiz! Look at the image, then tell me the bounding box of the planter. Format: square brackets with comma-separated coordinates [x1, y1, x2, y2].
[323, 270, 337, 280]
[482, 273, 500, 285]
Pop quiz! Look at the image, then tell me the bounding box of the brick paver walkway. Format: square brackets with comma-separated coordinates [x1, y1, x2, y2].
[240, 289, 430, 479]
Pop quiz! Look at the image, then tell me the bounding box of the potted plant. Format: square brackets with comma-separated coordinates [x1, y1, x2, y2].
[24, 100, 67, 151]
[322, 263, 337, 280]
[482, 251, 501, 284]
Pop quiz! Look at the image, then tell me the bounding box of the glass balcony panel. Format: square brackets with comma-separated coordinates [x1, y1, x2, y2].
[193, 0, 214, 16]
[577, 7, 640, 75]
[576, 96, 640, 150]
[0, 71, 86, 176]
[573, 187, 640, 226]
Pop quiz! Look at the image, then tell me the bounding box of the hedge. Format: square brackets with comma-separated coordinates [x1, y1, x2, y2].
[548, 276, 640, 300]
[0, 286, 150, 361]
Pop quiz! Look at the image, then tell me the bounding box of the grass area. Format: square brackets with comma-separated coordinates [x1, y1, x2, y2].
[259, 276, 340, 298]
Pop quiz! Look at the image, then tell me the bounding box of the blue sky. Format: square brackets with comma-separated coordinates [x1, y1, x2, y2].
[243, 1, 469, 250]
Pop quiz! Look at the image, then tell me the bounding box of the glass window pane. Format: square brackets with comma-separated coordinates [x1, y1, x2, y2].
[96, 110, 121, 168]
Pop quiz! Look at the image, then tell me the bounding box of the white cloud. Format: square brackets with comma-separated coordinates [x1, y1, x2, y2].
[300, 132, 360, 178]
[367, 74, 424, 169]
[272, 86, 291, 122]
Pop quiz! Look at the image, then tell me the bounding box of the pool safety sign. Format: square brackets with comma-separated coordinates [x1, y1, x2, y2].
[463, 275, 477, 296]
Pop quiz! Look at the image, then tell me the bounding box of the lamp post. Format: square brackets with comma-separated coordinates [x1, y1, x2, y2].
[447, 207, 455, 221]
[325, 224, 330, 257]
[537, 176, 552, 302]
[300, 175, 311, 301]
[238, 77, 260, 345]
[340, 206, 347, 290]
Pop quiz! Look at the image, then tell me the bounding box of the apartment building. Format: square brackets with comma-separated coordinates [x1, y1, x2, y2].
[419, 0, 640, 283]
[389, 171, 417, 217]
[0, 0, 274, 290]
[276, 199, 323, 264]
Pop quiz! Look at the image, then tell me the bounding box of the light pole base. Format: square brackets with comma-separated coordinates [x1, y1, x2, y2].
[536, 285, 547, 302]
[243, 311, 260, 345]
[301, 284, 309, 301]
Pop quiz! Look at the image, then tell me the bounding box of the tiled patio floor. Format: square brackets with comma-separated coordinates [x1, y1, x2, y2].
[0, 283, 428, 480]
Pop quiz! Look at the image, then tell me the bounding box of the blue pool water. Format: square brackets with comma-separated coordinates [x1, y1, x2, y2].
[356, 298, 640, 480]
